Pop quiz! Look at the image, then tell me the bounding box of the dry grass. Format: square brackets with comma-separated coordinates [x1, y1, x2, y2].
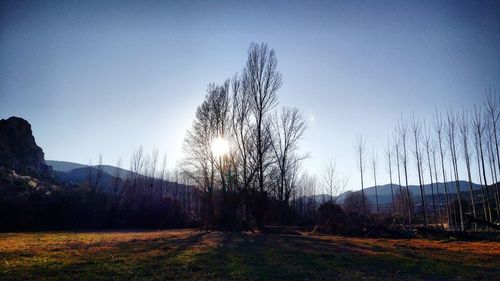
[0, 229, 498, 280]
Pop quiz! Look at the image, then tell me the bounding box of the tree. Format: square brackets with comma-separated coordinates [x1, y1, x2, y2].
[148, 148, 159, 196]
[231, 74, 255, 222]
[446, 110, 464, 231]
[472, 112, 488, 221]
[472, 105, 492, 222]
[385, 139, 396, 221]
[393, 132, 406, 227]
[486, 121, 500, 217]
[398, 117, 413, 227]
[370, 149, 379, 214]
[271, 107, 307, 223]
[343, 191, 371, 215]
[411, 113, 428, 228]
[242, 42, 282, 228]
[111, 158, 122, 194]
[159, 153, 168, 197]
[434, 110, 452, 228]
[271, 107, 307, 204]
[458, 109, 477, 227]
[354, 134, 367, 227]
[484, 89, 500, 216]
[431, 138, 444, 228]
[423, 121, 438, 227]
[182, 85, 223, 227]
[395, 188, 414, 223]
[130, 146, 145, 196]
[320, 158, 347, 204]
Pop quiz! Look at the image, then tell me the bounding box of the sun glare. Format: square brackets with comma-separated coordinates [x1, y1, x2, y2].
[211, 136, 230, 158]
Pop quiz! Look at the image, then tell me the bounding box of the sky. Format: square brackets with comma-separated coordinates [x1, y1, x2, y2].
[1, 0, 499, 191]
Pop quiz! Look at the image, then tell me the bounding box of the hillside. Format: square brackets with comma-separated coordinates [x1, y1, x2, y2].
[47, 160, 134, 180]
[355, 181, 482, 205]
[45, 160, 87, 172]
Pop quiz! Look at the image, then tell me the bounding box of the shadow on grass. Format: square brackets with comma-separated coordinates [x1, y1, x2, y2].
[187, 233, 499, 280]
[2, 231, 207, 281]
[2, 231, 498, 281]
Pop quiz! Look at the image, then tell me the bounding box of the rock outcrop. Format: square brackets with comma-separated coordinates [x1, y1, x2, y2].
[0, 116, 50, 176]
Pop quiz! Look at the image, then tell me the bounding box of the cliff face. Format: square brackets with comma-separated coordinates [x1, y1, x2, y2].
[0, 117, 50, 176]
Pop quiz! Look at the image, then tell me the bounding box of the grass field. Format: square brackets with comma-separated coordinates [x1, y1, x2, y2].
[0, 229, 498, 280]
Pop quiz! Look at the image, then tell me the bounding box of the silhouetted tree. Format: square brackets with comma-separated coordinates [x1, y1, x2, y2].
[320, 158, 347, 204]
[446, 110, 464, 230]
[354, 134, 367, 228]
[484, 89, 500, 216]
[393, 132, 406, 227]
[270, 107, 307, 224]
[434, 110, 452, 227]
[385, 139, 396, 221]
[458, 109, 477, 228]
[242, 43, 282, 228]
[370, 149, 379, 214]
[423, 121, 438, 227]
[472, 105, 492, 222]
[411, 113, 428, 228]
[398, 117, 414, 227]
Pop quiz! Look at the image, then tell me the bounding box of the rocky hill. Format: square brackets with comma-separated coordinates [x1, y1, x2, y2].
[0, 117, 50, 177]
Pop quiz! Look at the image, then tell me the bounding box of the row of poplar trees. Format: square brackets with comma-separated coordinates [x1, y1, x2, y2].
[356, 91, 500, 231]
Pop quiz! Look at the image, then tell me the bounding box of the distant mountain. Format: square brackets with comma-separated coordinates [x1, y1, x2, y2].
[350, 181, 482, 205]
[52, 167, 118, 191]
[46, 160, 87, 172]
[47, 160, 135, 180]
[48, 160, 194, 194]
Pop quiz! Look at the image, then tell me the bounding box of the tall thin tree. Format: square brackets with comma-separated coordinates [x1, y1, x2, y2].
[385, 139, 396, 221]
[434, 110, 452, 228]
[411, 113, 428, 228]
[354, 134, 367, 228]
[458, 109, 477, 228]
[370, 149, 379, 214]
[446, 110, 464, 231]
[393, 132, 406, 227]
[243, 42, 282, 227]
[423, 121, 438, 227]
[398, 117, 413, 227]
[472, 105, 492, 222]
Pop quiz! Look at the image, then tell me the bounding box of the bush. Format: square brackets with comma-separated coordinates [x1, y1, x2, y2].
[316, 201, 346, 233]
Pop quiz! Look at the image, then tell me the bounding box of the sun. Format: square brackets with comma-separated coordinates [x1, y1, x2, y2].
[211, 136, 230, 158]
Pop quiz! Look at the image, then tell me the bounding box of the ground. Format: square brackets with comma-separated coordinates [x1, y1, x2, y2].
[0, 229, 498, 280]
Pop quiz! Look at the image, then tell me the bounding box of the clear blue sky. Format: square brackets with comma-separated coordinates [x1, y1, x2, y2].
[1, 0, 499, 190]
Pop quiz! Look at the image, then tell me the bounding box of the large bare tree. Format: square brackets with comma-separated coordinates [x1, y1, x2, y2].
[231, 74, 256, 221]
[271, 107, 307, 206]
[242, 43, 282, 227]
[182, 83, 230, 227]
